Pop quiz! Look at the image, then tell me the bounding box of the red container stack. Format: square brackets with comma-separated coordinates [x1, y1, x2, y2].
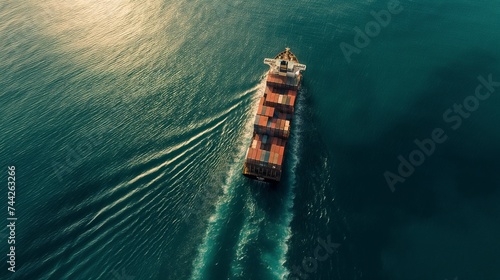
[244, 75, 296, 181]
[245, 134, 287, 169]
[266, 74, 300, 90]
[263, 86, 297, 114]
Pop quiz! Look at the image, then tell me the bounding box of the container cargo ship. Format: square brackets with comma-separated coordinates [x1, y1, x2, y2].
[243, 48, 306, 183]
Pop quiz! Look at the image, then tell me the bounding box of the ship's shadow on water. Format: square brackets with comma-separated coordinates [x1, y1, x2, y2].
[249, 179, 290, 217]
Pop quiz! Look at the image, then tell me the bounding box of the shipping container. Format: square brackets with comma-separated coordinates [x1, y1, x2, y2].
[243, 48, 306, 182]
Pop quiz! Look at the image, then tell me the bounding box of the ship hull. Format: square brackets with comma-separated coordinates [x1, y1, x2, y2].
[242, 165, 280, 184]
[242, 48, 306, 183]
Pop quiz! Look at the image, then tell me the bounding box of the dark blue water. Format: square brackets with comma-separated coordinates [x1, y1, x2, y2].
[1, 0, 500, 279]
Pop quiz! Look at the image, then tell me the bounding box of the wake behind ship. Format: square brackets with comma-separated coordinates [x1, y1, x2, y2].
[243, 48, 306, 183]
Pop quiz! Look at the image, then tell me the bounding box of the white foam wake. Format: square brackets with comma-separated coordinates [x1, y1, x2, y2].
[189, 77, 266, 280]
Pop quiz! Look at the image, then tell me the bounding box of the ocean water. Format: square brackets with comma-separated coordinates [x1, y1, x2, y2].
[1, 0, 500, 279]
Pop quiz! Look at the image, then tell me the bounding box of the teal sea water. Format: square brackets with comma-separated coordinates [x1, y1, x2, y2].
[1, 0, 500, 279]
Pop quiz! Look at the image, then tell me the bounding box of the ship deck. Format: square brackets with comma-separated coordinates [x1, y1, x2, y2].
[275, 47, 299, 63]
[242, 48, 305, 183]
